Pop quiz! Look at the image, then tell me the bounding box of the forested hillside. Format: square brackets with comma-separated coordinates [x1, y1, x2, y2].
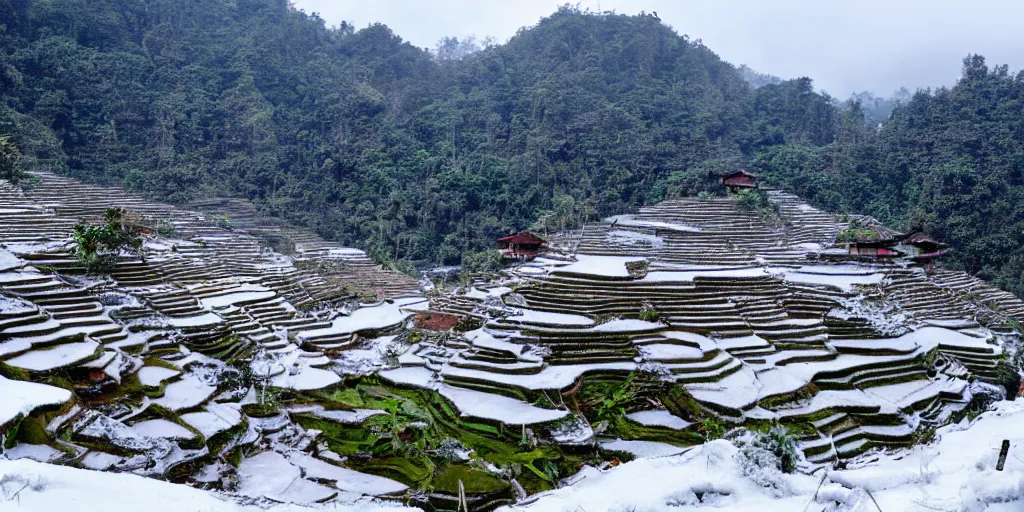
[1, 0, 1023, 295]
[758, 56, 1024, 293]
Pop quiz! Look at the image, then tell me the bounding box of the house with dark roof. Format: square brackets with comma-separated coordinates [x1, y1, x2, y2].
[498, 231, 546, 261]
[722, 169, 758, 192]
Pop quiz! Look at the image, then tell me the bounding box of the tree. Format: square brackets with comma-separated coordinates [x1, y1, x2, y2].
[72, 208, 145, 272]
[0, 135, 24, 182]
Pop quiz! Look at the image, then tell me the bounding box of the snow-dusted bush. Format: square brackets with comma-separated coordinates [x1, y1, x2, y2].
[735, 425, 800, 496]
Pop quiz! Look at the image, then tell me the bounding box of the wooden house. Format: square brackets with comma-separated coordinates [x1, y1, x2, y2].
[498, 232, 546, 262]
[722, 170, 758, 192]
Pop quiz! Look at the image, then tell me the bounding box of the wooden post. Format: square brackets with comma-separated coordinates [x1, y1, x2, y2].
[996, 440, 1010, 471]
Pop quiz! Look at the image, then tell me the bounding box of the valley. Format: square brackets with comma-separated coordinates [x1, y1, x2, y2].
[2, 171, 1022, 511]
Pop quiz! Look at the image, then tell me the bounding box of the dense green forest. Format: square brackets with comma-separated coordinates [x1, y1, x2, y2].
[1, 1, 1023, 294]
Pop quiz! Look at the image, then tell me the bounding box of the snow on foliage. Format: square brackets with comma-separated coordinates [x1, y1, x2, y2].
[502, 400, 1024, 512]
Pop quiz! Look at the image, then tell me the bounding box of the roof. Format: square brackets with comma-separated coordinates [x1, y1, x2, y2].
[498, 231, 546, 245]
[900, 231, 947, 247]
[913, 249, 950, 260]
[722, 169, 757, 180]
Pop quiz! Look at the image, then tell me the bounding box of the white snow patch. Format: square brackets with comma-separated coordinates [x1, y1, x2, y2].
[604, 215, 702, 232]
[137, 366, 180, 387]
[2, 444, 64, 463]
[0, 376, 72, 427]
[605, 230, 665, 248]
[0, 458, 416, 511]
[5, 341, 99, 371]
[507, 309, 594, 326]
[599, 439, 690, 459]
[131, 419, 196, 440]
[296, 298, 426, 339]
[152, 374, 216, 411]
[626, 410, 692, 430]
[438, 385, 569, 425]
[180, 403, 243, 438]
[554, 255, 646, 278]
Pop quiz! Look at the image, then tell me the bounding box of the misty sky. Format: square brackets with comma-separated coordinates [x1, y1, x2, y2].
[292, 0, 1024, 98]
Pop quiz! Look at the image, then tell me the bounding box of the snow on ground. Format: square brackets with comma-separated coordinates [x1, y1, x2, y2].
[465, 329, 536, 360]
[0, 376, 72, 427]
[181, 403, 243, 438]
[164, 312, 222, 328]
[641, 267, 769, 283]
[681, 327, 986, 413]
[2, 444, 64, 463]
[599, 439, 690, 459]
[333, 335, 406, 376]
[379, 366, 436, 388]
[137, 366, 180, 387]
[0, 458, 417, 512]
[438, 384, 569, 425]
[604, 215, 702, 232]
[285, 452, 408, 496]
[0, 248, 23, 271]
[592, 319, 663, 332]
[0, 295, 35, 315]
[795, 242, 824, 252]
[637, 344, 704, 361]
[626, 410, 692, 430]
[270, 360, 342, 391]
[441, 362, 636, 391]
[465, 286, 512, 300]
[604, 230, 665, 249]
[236, 451, 336, 504]
[505, 399, 1024, 512]
[506, 309, 594, 326]
[197, 285, 276, 310]
[283, 404, 385, 425]
[296, 298, 426, 340]
[152, 373, 217, 411]
[379, 366, 569, 424]
[776, 269, 885, 291]
[131, 419, 196, 440]
[4, 340, 99, 371]
[553, 255, 647, 278]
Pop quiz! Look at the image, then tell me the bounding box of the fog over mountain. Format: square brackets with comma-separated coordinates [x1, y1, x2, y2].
[295, 0, 1024, 97]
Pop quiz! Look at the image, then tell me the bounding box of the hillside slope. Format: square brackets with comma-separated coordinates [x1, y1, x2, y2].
[2, 2, 1024, 298]
[2, 171, 1022, 510]
[0, 1, 839, 264]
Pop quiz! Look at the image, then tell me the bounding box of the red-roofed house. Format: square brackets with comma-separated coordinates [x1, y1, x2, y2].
[498, 231, 546, 261]
[722, 170, 758, 192]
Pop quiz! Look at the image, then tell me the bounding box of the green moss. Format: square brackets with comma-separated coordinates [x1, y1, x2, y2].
[348, 456, 435, 490]
[0, 362, 30, 381]
[142, 357, 182, 372]
[241, 403, 279, 418]
[15, 416, 50, 444]
[432, 465, 509, 494]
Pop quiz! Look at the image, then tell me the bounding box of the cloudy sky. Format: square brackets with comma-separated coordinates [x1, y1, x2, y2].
[292, 0, 1024, 97]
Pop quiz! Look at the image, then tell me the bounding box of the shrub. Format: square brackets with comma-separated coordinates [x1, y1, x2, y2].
[699, 417, 727, 441]
[155, 221, 176, 237]
[994, 361, 1021, 401]
[639, 303, 660, 322]
[760, 424, 799, 473]
[0, 135, 25, 183]
[461, 249, 504, 273]
[72, 208, 145, 272]
[216, 216, 233, 230]
[734, 188, 780, 223]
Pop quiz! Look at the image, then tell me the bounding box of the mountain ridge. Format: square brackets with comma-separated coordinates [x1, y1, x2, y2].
[2, 1, 1024, 295]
